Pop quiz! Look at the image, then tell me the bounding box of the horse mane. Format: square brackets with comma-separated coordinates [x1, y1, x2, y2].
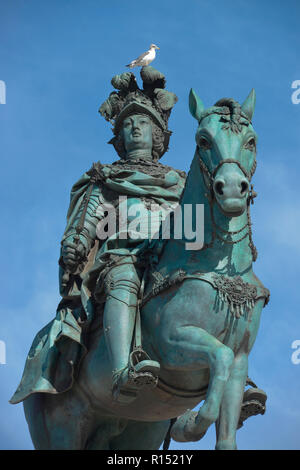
[199, 98, 250, 134]
[214, 98, 242, 133]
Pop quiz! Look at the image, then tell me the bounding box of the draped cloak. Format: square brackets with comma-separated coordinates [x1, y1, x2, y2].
[10, 161, 186, 404]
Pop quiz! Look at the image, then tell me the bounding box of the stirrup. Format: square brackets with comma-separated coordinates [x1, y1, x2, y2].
[129, 349, 160, 388]
[238, 387, 267, 429]
[128, 359, 160, 388]
[112, 367, 138, 405]
[112, 357, 160, 404]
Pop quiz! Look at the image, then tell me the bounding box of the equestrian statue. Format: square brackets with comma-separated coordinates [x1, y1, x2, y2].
[10, 65, 269, 450]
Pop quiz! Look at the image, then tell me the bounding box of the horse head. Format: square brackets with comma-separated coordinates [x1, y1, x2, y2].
[189, 89, 257, 218]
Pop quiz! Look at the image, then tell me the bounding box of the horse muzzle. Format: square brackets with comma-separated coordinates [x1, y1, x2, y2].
[213, 169, 249, 217]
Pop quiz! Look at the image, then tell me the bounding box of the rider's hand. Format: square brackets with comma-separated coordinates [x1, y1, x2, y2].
[61, 237, 87, 273]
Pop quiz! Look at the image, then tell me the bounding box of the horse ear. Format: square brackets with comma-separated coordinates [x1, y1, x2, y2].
[241, 88, 256, 121]
[189, 89, 205, 121]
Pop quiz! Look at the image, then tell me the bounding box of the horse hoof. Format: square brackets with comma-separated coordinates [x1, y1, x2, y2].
[170, 411, 193, 442]
[170, 411, 206, 442]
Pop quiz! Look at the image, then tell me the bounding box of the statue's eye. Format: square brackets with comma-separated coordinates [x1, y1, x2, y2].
[199, 137, 211, 150]
[245, 137, 256, 151]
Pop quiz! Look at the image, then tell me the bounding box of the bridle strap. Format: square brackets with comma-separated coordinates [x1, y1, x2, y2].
[212, 159, 250, 181]
[195, 146, 258, 262]
[196, 146, 256, 188]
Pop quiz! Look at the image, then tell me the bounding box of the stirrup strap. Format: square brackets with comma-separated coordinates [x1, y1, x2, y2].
[129, 267, 160, 376]
[132, 267, 148, 357]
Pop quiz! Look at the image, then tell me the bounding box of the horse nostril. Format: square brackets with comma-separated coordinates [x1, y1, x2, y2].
[214, 180, 224, 195]
[240, 180, 249, 195]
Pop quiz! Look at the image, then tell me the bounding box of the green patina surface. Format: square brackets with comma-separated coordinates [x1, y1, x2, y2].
[10, 66, 269, 451]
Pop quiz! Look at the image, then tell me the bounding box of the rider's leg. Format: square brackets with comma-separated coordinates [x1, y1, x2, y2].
[103, 263, 139, 375]
[103, 260, 159, 402]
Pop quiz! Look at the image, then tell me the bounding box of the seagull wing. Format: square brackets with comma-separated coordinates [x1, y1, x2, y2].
[126, 50, 150, 68]
[134, 50, 150, 63]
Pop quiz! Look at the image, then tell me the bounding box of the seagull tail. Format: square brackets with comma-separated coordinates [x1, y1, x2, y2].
[126, 61, 136, 68]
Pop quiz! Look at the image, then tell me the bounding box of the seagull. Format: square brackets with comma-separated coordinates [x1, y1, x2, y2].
[126, 44, 160, 68]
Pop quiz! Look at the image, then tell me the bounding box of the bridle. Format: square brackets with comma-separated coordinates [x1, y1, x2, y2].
[196, 145, 257, 189]
[196, 146, 258, 261]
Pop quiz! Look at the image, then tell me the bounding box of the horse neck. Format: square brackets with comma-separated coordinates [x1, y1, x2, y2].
[159, 150, 254, 276]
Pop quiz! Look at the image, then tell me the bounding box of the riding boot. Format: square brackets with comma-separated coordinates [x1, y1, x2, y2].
[103, 262, 160, 404]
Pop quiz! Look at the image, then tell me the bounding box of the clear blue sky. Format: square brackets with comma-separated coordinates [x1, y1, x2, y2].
[1, 0, 300, 450]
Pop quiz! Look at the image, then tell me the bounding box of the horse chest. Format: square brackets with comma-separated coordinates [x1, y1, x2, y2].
[149, 276, 264, 355]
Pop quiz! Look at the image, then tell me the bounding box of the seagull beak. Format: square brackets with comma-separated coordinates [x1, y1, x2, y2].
[156, 46, 160, 49]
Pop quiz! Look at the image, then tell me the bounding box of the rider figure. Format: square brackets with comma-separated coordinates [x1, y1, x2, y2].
[60, 67, 185, 403]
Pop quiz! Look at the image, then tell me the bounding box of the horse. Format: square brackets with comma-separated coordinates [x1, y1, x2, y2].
[22, 89, 269, 450]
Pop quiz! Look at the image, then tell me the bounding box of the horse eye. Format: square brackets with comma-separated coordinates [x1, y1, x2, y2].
[199, 137, 211, 150]
[245, 138, 256, 151]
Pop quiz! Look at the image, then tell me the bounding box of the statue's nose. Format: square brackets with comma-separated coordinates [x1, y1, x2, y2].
[214, 175, 249, 197]
[240, 179, 249, 195]
[214, 178, 225, 196]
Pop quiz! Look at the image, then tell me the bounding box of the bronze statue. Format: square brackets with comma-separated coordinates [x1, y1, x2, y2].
[10, 66, 268, 450]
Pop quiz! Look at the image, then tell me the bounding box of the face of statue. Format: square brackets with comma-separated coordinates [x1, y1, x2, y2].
[122, 114, 153, 158]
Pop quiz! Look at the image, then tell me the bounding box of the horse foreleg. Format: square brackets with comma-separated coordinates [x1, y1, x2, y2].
[215, 353, 248, 450]
[168, 327, 234, 442]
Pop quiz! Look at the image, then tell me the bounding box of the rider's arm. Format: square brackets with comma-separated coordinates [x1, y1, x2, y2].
[61, 182, 104, 273]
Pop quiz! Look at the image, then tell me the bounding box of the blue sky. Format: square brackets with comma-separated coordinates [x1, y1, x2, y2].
[1, 0, 300, 450]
